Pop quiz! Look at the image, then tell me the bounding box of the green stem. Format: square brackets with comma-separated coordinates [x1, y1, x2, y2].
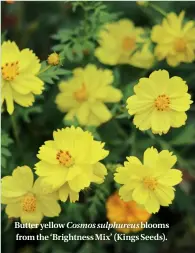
[38, 65, 51, 75]
[11, 114, 20, 148]
[149, 2, 167, 17]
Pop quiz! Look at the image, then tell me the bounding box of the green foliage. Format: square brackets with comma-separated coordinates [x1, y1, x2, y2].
[1, 132, 13, 169]
[52, 1, 120, 62]
[38, 61, 72, 84]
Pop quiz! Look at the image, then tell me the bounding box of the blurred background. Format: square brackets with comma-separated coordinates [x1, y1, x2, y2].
[1, 1, 195, 253]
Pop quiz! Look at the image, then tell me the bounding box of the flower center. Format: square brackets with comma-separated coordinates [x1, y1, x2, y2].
[143, 177, 158, 191]
[122, 36, 136, 51]
[1, 61, 19, 81]
[56, 150, 74, 167]
[74, 83, 88, 103]
[174, 38, 187, 52]
[154, 94, 170, 111]
[22, 194, 36, 213]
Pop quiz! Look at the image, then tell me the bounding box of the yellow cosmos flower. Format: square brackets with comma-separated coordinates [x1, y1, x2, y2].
[95, 19, 153, 68]
[127, 70, 193, 135]
[1, 166, 61, 224]
[106, 192, 151, 233]
[35, 127, 109, 202]
[115, 147, 183, 214]
[151, 11, 195, 66]
[56, 64, 122, 126]
[1, 41, 44, 114]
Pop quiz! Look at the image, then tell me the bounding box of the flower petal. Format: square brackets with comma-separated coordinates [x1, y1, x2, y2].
[158, 169, 182, 186]
[144, 192, 160, 214]
[132, 185, 149, 204]
[6, 202, 21, 218]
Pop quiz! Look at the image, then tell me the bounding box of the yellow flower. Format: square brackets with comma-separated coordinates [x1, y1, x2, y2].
[129, 43, 155, 69]
[106, 192, 151, 233]
[151, 11, 195, 66]
[35, 126, 109, 202]
[55, 64, 122, 126]
[1, 41, 44, 114]
[1, 166, 61, 224]
[47, 52, 60, 66]
[126, 70, 193, 135]
[115, 147, 183, 214]
[95, 19, 146, 66]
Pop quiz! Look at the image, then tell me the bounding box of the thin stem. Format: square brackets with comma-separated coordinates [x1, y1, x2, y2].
[11, 114, 20, 148]
[149, 2, 167, 17]
[38, 65, 51, 75]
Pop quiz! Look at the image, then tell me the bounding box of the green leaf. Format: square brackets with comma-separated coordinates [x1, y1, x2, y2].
[170, 124, 195, 146]
[38, 61, 72, 84]
[1, 132, 13, 169]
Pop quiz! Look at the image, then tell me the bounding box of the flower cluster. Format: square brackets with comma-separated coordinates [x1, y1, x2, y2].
[1, 4, 194, 229]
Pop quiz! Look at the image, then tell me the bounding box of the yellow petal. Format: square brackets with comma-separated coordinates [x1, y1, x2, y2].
[1, 41, 20, 64]
[132, 185, 149, 204]
[37, 196, 61, 217]
[11, 74, 44, 95]
[12, 90, 35, 107]
[21, 205, 43, 224]
[58, 184, 69, 202]
[127, 95, 153, 115]
[19, 49, 41, 74]
[37, 145, 58, 165]
[92, 162, 107, 184]
[143, 147, 159, 169]
[2, 84, 14, 114]
[170, 111, 187, 127]
[151, 110, 171, 134]
[154, 150, 177, 176]
[12, 166, 34, 192]
[155, 185, 174, 206]
[96, 86, 122, 103]
[149, 70, 170, 94]
[158, 169, 182, 186]
[68, 174, 90, 192]
[118, 185, 134, 202]
[90, 102, 112, 125]
[144, 192, 160, 214]
[133, 107, 153, 131]
[170, 94, 192, 111]
[126, 156, 142, 165]
[6, 202, 21, 218]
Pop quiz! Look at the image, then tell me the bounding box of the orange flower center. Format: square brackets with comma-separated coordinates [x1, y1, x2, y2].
[1, 61, 19, 81]
[22, 194, 36, 212]
[56, 150, 74, 167]
[154, 94, 170, 111]
[143, 177, 158, 191]
[174, 38, 187, 52]
[122, 36, 136, 51]
[74, 83, 88, 102]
